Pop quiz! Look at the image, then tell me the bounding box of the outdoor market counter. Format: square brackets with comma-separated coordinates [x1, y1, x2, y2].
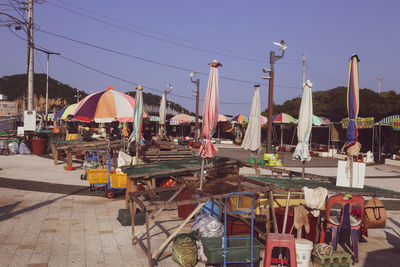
[51, 139, 125, 166]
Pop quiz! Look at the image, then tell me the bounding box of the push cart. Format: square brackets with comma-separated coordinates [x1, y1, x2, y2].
[85, 149, 128, 198]
[223, 192, 258, 267]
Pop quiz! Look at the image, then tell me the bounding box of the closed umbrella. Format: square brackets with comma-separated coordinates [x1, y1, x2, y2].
[344, 55, 361, 152]
[159, 92, 167, 137]
[198, 60, 222, 190]
[132, 85, 144, 159]
[344, 55, 361, 187]
[292, 80, 313, 176]
[242, 85, 261, 152]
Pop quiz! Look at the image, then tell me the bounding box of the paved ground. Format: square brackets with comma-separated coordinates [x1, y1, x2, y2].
[0, 148, 399, 266]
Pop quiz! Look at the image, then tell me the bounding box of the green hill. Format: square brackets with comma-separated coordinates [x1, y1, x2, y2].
[263, 87, 400, 122]
[0, 74, 190, 114]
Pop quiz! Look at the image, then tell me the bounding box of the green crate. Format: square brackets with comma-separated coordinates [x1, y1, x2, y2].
[312, 251, 351, 267]
[201, 235, 262, 264]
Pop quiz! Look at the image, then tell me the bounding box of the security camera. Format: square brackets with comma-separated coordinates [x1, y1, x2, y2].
[262, 68, 271, 73]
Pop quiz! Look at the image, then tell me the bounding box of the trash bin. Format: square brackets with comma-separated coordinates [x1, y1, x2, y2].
[31, 138, 47, 155]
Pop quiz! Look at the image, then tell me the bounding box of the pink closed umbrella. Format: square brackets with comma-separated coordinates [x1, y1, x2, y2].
[198, 60, 222, 189]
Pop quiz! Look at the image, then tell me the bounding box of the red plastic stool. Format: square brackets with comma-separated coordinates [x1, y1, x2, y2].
[264, 233, 297, 267]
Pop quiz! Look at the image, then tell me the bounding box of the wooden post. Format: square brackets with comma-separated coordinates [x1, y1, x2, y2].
[269, 191, 278, 233]
[145, 211, 152, 267]
[66, 149, 72, 167]
[129, 182, 138, 245]
[52, 143, 58, 165]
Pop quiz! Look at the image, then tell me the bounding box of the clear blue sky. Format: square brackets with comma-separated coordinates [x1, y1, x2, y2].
[1, 0, 399, 116]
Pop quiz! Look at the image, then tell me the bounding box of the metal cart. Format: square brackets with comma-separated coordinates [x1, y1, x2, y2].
[224, 192, 257, 267]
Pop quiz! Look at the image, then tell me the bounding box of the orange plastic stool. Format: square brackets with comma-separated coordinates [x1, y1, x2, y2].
[264, 233, 297, 267]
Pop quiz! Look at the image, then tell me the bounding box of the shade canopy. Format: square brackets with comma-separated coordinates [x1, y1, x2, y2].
[260, 115, 268, 125]
[71, 88, 146, 123]
[218, 114, 229, 122]
[170, 114, 194, 125]
[293, 81, 313, 161]
[232, 114, 248, 123]
[312, 115, 330, 126]
[242, 86, 261, 152]
[272, 113, 297, 124]
[55, 103, 77, 120]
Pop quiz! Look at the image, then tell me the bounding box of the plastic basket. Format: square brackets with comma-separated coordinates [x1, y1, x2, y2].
[201, 235, 262, 264]
[110, 173, 127, 188]
[87, 169, 109, 184]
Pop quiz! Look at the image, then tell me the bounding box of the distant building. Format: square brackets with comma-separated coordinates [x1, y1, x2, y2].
[0, 100, 18, 116]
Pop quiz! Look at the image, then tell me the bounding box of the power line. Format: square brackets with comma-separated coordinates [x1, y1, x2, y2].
[50, 0, 263, 60]
[37, 28, 298, 89]
[46, 1, 265, 63]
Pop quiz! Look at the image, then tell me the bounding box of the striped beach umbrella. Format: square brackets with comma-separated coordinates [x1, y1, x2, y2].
[71, 88, 146, 123]
[55, 103, 77, 120]
[272, 113, 297, 124]
[232, 114, 248, 123]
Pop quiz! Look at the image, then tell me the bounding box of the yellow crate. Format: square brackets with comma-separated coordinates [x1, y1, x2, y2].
[110, 173, 127, 188]
[87, 169, 109, 184]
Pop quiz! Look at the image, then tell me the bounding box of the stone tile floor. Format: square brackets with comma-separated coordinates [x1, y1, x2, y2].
[0, 154, 400, 266]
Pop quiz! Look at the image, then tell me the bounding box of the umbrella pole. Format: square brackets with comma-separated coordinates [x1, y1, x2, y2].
[302, 161, 305, 179]
[282, 190, 291, 234]
[199, 158, 205, 190]
[136, 142, 139, 163]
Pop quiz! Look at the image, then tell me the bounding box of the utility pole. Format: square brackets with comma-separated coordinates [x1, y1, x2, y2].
[378, 77, 383, 95]
[27, 0, 34, 111]
[302, 54, 306, 86]
[76, 89, 80, 102]
[190, 72, 200, 142]
[264, 40, 286, 153]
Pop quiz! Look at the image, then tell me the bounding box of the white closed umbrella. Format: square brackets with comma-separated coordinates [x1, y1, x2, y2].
[242, 85, 261, 152]
[293, 80, 313, 175]
[159, 92, 167, 137]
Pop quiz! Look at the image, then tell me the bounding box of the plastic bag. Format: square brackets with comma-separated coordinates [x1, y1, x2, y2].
[117, 150, 133, 167]
[8, 142, 19, 155]
[0, 141, 5, 150]
[171, 232, 197, 267]
[19, 142, 31, 155]
[192, 214, 224, 238]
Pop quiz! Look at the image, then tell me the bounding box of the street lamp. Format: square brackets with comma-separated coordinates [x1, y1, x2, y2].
[190, 72, 200, 142]
[264, 39, 286, 153]
[36, 48, 62, 118]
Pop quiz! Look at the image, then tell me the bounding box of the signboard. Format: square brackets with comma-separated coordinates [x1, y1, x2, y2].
[392, 118, 400, 130]
[24, 110, 36, 131]
[341, 117, 374, 129]
[0, 101, 18, 116]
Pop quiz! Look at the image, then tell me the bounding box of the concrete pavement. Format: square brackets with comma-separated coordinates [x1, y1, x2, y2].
[0, 150, 399, 266]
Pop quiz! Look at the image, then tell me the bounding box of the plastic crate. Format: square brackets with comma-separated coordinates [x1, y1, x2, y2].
[201, 235, 262, 264]
[312, 251, 351, 267]
[87, 169, 109, 184]
[110, 173, 127, 188]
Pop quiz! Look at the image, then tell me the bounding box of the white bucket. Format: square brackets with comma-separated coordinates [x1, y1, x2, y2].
[295, 238, 313, 267]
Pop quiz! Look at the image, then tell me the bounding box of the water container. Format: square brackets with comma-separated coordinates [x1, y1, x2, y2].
[295, 238, 313, 267]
